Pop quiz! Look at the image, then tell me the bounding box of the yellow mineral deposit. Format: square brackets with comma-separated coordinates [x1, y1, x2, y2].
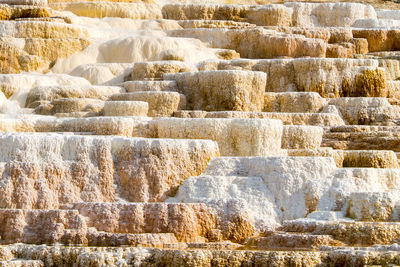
[0, 0, 400, 265]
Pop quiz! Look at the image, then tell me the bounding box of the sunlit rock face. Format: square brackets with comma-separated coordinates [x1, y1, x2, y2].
[1, 0, 400, 264]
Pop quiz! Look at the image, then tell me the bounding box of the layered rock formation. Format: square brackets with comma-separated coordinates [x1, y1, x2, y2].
[1, 0, 400, 265]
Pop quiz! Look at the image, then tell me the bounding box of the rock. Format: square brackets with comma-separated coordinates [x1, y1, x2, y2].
[323, 125, 400, 151]
[0, 21, 88, 39]
[248, 232, 343, 249]
[46, 98, 104, 115]
[0, 133, 219, 207]
[353, 29, 400, 52]
[122, 80, 177, 92]
[50, 2, 162, 19]
[282, 125, 324, 150]
[68, 202, 219, 242]
[170, 28, 327, 58]
[131, 61, 196, 80]
[282, 220, 400, 246]
[110, 92, 186, 117]
[165, 70, 266, 112]
[103, 101, 148, 116]
[347, 192, 399, 221]
[151, 118, 283, 156]
[329, 97, 400, 125]
[342, 150, 399, 168]
[264, 92, 325, 113]
[174, 110, 345, 126]
[26, 85, 123, 108]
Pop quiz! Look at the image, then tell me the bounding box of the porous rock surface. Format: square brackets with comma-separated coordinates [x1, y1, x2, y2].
[1, 0, 400, 265]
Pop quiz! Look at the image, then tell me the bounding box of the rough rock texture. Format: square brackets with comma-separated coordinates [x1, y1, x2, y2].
[110, 91, 186, 117]
[103, 101, 148, 116]
[131, 61, 196, 80]
[165, 70, 266, 111]
[174, 110, 345, 126]
[0, 133, 219, 207]
[347, 192, 399, 221]
[281, 125, 323, 149]
[50, 2, 162, 19]
[170, 28, 327, 58]
[151, 118, 283, 156]
[264, 92, 325, 113]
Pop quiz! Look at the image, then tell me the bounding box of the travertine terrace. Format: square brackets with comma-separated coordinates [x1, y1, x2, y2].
[0, 0, 400, 265]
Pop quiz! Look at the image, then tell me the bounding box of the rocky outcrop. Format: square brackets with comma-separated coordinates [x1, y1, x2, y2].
[0, 133, 219, 207]
[165, 70, 266, 111]
[150, 118, 283, 156]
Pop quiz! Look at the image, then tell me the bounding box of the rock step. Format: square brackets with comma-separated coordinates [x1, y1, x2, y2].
[4, 244, 400, 266]
[282, 125, 323, 150]
[2, 0, 47, 6]
[347, 191, 400, 221]
[322, 126, 400, 151]
[149, 118, 283, 156]
[86, 232, 177, 247]
[49, 2, 162, 20]
[162, 3, 375, 28]
[264, 92, 325, 113]
[110, 91, 186, 117]
[0, 133, 218, 206]
[131, 61, 196, 81]
[0, 260, 44, 267]
[103, 100, 148, 117]
[248, 231, 343, 249]
[169, 28, 326, 58]
[25, 84, 124, 108]
[288, 149, 399, 168]
[122, 80, 177, 93]
[174, 110, 345, 126]
[0, 202, 220, 244]
[197, 58, 385, 99]
[164, 70, 266, 112]
[281, 220, 400, 246]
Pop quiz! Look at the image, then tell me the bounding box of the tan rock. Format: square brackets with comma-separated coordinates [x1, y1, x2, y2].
[165, 70, 266, 112]
[110, 92, 186, 117]
[26, 85, 123, 108]
[342, 150, 399, 168]
[44, 98, 104, 115]
[50, 2, 162, 19]
[264, 92, 325, 113]
[162, 4, 248, 21]
[347, 192, 398, 221]
[131, 61, 196, 80]
[70, 203, 218, 242]
[2, 0, 47, 6]
[174, 110, 345, 126]
[103, 101, 148, 116]
[329, 97, 400, 125]
[170, 28, 327, 58]
[282, 220, 400, 246]
[122, 80, 177, 92]
[57, 117, 152, 136]
[322, 125, 400, 151]
[0, 21, 89, 39]
[151, 118, 283, 156]
[282, 125, 323, 150]
[249, 232, 342, 249]
[353, 29, 400, 52]
[0, 133, 219, 207]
